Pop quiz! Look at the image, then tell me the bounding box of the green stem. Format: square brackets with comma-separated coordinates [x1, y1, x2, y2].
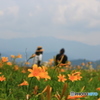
[27, 77, 33, 94]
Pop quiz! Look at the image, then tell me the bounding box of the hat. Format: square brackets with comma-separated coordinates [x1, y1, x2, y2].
[36, 49, 44, 52]
[37, 46, 42, 49]
[36, 46, 44, 52]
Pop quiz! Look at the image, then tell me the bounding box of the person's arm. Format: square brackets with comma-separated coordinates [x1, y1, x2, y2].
[30, 54, 36, 59]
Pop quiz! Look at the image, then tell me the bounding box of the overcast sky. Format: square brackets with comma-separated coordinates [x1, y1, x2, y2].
[0, 0, 100, 45]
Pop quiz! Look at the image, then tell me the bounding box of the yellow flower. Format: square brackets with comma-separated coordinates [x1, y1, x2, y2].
[57, 74, 67, 82]
[1, 57, 8, 62]
[18, 80, 29, 86]
[0, 75, 6, 81]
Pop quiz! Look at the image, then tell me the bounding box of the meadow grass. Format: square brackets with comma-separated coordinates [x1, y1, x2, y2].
[0, 56, 100, 100]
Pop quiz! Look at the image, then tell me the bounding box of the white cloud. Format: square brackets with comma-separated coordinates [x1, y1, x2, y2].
[52, 0, 100, 27]
[29, 5, 42, 17]
[88, 19, 100, 28]
[53, 5, 67, 24]
[0, 10, 4, 16]
[6, 6, 19, 16]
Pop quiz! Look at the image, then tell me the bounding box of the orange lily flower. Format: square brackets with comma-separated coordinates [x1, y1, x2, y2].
[68, 74, 78, 82]
[57, 74, 67, 82]
[96, 87, 100, 91]
[18, 80, 29, 86]
[25, 62, 30, 65]
[16, 54, 22, 58]
[10, 55, 15, 58]
[72, 72, 81, 76]
[0, 75, 6, 81]
[21, 69, 27, 73]
[39, 71, 51, 80]
[1, 57, 8, 62]
[28, 64, 42, 80]
[60, 69, 65, 72]
[76, 75, 82, 80]
[28, 64, 50, 80]
[0, 62, 3, 68]
[7, 62, 12, 66]
[14, 65, 19, 70]
[67, 95, 86, 99]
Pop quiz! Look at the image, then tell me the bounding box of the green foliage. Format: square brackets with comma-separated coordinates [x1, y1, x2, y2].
[0, 60, 100, 100]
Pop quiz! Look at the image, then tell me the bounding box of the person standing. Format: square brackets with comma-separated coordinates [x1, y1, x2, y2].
[36, 46, 44, 66]
[28, 46, 44, 67]
[55, 48, 68, 66]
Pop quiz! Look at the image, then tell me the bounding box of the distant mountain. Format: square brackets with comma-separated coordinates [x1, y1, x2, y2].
[0, 36, 100, 61]
[70, 59, 100, 69]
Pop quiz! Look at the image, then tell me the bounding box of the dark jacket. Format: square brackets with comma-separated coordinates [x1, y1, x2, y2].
[55, 54, 68, 65]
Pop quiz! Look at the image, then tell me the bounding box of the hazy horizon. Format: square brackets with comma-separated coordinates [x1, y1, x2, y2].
[0, 36, 100, 61]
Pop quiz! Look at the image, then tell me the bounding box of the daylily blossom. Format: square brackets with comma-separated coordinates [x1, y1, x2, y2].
[57, 74, 67, 82]
[0, 62, 3, 68]
[25, 62, 30, 65]
[0, 75, 6, 81]
[81, 62, 85, 66]
[67, 95, 86, 99]
[96, 87, 100, 91]
[18, 80, 29, 86]
[7, 62, 12, 66]
[33, 85, 38, 95]
[60, 69, 65, 72]
[68, 71, 82, 82]
[14, 65, 19, 70]
[10, 55, 15, 58]
[72, 72, 81, 76]
[21, 69, 27, 73]
[1, 57, 8, 62]
[76, 75, 82, 80]
[68, 74, 78, 82]
[16, 54, 22, 58]
[28, 64, 51, 80]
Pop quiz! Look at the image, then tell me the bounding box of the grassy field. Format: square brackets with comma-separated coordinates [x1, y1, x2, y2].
[0, 55, 100, 100]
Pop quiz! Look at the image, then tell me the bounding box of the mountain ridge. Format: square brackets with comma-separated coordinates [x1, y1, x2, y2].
[0, 36, 100, 61]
